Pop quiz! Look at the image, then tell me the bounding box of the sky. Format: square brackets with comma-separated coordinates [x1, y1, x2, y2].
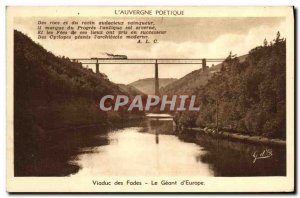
[14, 17, 286, 84]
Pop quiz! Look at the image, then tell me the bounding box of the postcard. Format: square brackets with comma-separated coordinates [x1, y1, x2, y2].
[6, 6, 294, 192]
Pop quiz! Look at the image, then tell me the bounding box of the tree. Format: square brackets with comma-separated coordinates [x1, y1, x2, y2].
[227, 51, 232, 59]
[275, 31, 281, 43]
[264, 38, 268, 47]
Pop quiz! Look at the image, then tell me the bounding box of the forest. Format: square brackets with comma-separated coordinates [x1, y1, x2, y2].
[14, 30, 141, 175]
[174, 32, 286, 139]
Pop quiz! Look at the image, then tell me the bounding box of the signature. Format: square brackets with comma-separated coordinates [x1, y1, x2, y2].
[252, 149, 272, 163]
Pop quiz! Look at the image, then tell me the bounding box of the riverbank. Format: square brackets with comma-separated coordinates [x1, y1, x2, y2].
[179, 127, 285, 147]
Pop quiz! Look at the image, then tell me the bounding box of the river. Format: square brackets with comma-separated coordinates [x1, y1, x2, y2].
[68, 114, 286, 177]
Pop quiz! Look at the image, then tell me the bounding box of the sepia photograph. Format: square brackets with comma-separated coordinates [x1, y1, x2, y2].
[6, 6, 294, 192]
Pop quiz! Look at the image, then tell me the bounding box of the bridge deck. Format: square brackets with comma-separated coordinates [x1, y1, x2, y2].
[70, 57, 225, 95]
[71, 58, 225, 64]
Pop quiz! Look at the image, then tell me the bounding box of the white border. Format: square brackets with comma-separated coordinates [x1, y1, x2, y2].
[1, 1, 298, 197]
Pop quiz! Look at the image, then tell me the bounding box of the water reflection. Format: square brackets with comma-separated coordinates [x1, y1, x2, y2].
[184, 132, 286, 176]
[69, 116, 286, 177]
[71, 127, 214, 176]
[155, 133, 159, 144]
